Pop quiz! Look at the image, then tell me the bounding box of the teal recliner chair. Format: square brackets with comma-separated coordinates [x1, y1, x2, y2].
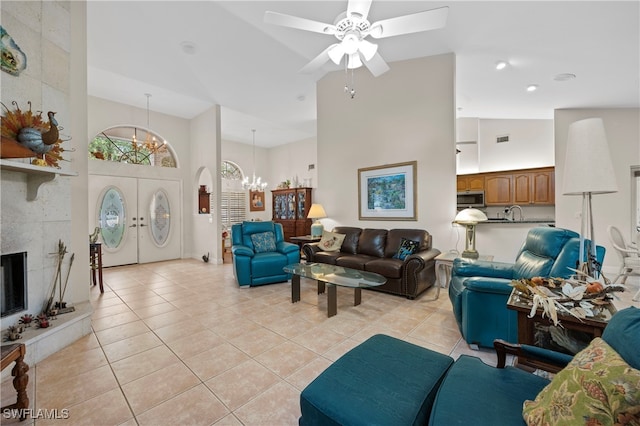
[231, 221, 300, 286]
[449, 227, 606, 348]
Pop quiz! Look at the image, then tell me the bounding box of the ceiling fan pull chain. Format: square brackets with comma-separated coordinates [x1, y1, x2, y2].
[350, 68, 356, 99]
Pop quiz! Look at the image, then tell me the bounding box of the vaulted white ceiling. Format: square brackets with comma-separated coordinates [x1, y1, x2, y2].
[87, 1, 639, 147]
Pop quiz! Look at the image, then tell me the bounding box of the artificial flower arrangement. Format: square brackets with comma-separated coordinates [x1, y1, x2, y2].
[510, 274, 625, 326]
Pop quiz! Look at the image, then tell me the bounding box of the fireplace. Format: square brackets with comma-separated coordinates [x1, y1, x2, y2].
[1, 252, 27, 317]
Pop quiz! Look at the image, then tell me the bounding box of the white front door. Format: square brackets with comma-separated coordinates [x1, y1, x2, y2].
[89, 175, 181, 267]
[137, 178, 181, 264]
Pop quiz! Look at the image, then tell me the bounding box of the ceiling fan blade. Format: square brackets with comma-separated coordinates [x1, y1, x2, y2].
[264, 11, 336, 35]
[299, 44, 340, 74]
[347, 0, 372, 20]
[368, 6, 449, 39]
[347, 52, 362, 69]
[363, 52, 390, 77]
[328, 42, 347, 65]
[357, 39, 378, 61]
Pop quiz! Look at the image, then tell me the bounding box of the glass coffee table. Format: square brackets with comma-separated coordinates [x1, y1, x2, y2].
[284, 263, 387, 317]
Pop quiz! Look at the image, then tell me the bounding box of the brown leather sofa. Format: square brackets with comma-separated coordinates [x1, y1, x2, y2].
[302, 227, 441, 299]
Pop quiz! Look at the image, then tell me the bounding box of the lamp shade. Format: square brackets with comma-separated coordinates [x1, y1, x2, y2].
[307, 204, 327, 220]
[562, 118, 618, 195]
[454, 208, 487, 224]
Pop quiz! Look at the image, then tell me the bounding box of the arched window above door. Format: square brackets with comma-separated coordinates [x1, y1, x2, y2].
[89, 126, 177, 167]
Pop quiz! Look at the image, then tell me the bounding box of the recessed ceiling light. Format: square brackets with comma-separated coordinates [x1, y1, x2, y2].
[554, 73, 576, 82]
[495, 61, 508, 70]
[526, 84, 538, 92]
[297, 95, 306, 102]
[180, 41, 197, 55]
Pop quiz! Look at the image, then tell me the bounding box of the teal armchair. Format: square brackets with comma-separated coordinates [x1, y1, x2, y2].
[231, 221, 300, 286]
[449, 227, 605, 348]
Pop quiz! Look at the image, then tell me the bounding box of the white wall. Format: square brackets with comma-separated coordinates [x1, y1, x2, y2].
[316, 54, 457, 249]
[478, 119, 554, 172]
[267, 137, 317, 190]
[190, 106, 221, 262]
[555, 108, 640, 277]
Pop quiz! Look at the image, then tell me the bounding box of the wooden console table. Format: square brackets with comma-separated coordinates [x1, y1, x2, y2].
[90, 242, 104, 293]
[1, 343, 29, 420]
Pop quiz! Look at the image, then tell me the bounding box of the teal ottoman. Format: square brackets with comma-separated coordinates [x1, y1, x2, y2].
[299, 334, 454, 426]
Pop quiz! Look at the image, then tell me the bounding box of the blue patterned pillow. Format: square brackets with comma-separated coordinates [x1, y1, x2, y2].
[393, 238, 420, 260]
[251, 231, 276, 253]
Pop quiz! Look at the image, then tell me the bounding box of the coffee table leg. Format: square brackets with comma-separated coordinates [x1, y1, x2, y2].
[327, 284, 337, 317]
[292, 274, 300, 303]
[354, 288, 362, 306]
[317, 280, 325, 294]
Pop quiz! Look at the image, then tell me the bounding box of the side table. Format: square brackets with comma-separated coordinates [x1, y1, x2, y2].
[506, 288, 616, 372]
[89, 242, 104, 293]
[434, 252, 494, 300]
[1, 343, 29, 420]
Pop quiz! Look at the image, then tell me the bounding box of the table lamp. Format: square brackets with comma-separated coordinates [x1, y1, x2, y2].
[562, 117, 617, 278]
[454, 208, 488, 259]
[307, 204, 327, 237]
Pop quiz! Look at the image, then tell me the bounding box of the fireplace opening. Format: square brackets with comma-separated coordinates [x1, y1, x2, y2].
[1, 251, 27, 317]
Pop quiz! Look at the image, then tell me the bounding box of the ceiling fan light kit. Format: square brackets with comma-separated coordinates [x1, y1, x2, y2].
[264, 0, 449, 93]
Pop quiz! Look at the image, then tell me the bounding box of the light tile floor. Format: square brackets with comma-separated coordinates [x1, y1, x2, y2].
[2, 259, 636, 425]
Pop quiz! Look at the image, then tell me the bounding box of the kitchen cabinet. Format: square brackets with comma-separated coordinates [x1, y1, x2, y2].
[456, 174, 484, 192]
[458, 167, 555, 206]
[513, 168, 555, 205]
[271, 187, 312, 241]
[485, 174, 513, 205]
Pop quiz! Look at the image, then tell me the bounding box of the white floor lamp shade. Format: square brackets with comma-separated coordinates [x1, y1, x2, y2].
[562, 117, 618, 277]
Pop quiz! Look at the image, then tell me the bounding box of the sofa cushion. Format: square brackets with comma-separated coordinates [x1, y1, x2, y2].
[318, 230, 345, 252]
[357, 229, 387, 258]
[333, 227, 362, 254]
[385, 229, 429, 258]
[300, 334, 454, 426]
[512, 227, 579, 279]
[522, 337, 640, 425]
[365, 258, 403, 279]
[336, 254, 377, 270]
[429, 355, 549, 425]
[250, 231, 276, 253]
[602, 306, 640, 370]
[393, 237, 420, 260]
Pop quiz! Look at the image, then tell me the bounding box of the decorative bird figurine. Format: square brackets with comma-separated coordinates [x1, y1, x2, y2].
[17, 111, 59, 154]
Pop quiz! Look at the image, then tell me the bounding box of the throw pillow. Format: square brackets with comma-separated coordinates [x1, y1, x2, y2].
[318, 231, 346, 252]
[251, 231, 277, 253]
[522, 337, 640, 425]
[393, 238, 420, 260]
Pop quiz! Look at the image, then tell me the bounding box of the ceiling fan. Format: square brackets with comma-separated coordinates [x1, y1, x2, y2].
[264, 0, 449, 77]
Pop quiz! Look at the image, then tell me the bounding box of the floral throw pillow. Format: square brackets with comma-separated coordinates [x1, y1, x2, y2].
[250, 231, 276, 253]
[393, 238, 420, 260]
[318, 231, 346, 252]
[522, 337, 640, 425]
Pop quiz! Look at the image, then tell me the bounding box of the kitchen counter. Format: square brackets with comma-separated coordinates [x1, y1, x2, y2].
[480, 218, 555, 225]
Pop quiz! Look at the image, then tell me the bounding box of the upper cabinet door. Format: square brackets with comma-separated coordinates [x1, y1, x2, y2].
[485, 174, 513, 205]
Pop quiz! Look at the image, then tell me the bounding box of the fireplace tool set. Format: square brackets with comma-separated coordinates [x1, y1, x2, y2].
[43, 239, 75, 316]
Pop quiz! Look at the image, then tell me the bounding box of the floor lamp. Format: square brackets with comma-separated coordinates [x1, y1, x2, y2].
[454, 208, 488, 259]
[562, 118, 618, 279]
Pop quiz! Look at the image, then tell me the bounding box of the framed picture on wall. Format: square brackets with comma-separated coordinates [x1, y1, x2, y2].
[358, 161, 417, 220]
[250, 190, 265, 212]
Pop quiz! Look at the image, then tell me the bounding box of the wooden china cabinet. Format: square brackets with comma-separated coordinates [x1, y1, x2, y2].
[271, 187, 312, 241]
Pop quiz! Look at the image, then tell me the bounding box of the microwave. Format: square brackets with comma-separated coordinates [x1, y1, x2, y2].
[457, 191, 485, 208]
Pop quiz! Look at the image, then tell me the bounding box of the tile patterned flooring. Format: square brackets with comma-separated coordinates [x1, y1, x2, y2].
[2, 259, 636, 425]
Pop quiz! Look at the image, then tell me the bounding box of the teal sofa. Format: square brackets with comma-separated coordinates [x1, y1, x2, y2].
[298, 307, 640, 426]
[449, 226, 605, 348]
[231, 221, 300, 286]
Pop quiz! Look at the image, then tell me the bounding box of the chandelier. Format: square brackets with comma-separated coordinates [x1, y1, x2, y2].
[242, 129, 268, 191]
[130, 93, 167, 157]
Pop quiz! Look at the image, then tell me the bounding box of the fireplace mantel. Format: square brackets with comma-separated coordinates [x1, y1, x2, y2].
[0, 160, 77, 201]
